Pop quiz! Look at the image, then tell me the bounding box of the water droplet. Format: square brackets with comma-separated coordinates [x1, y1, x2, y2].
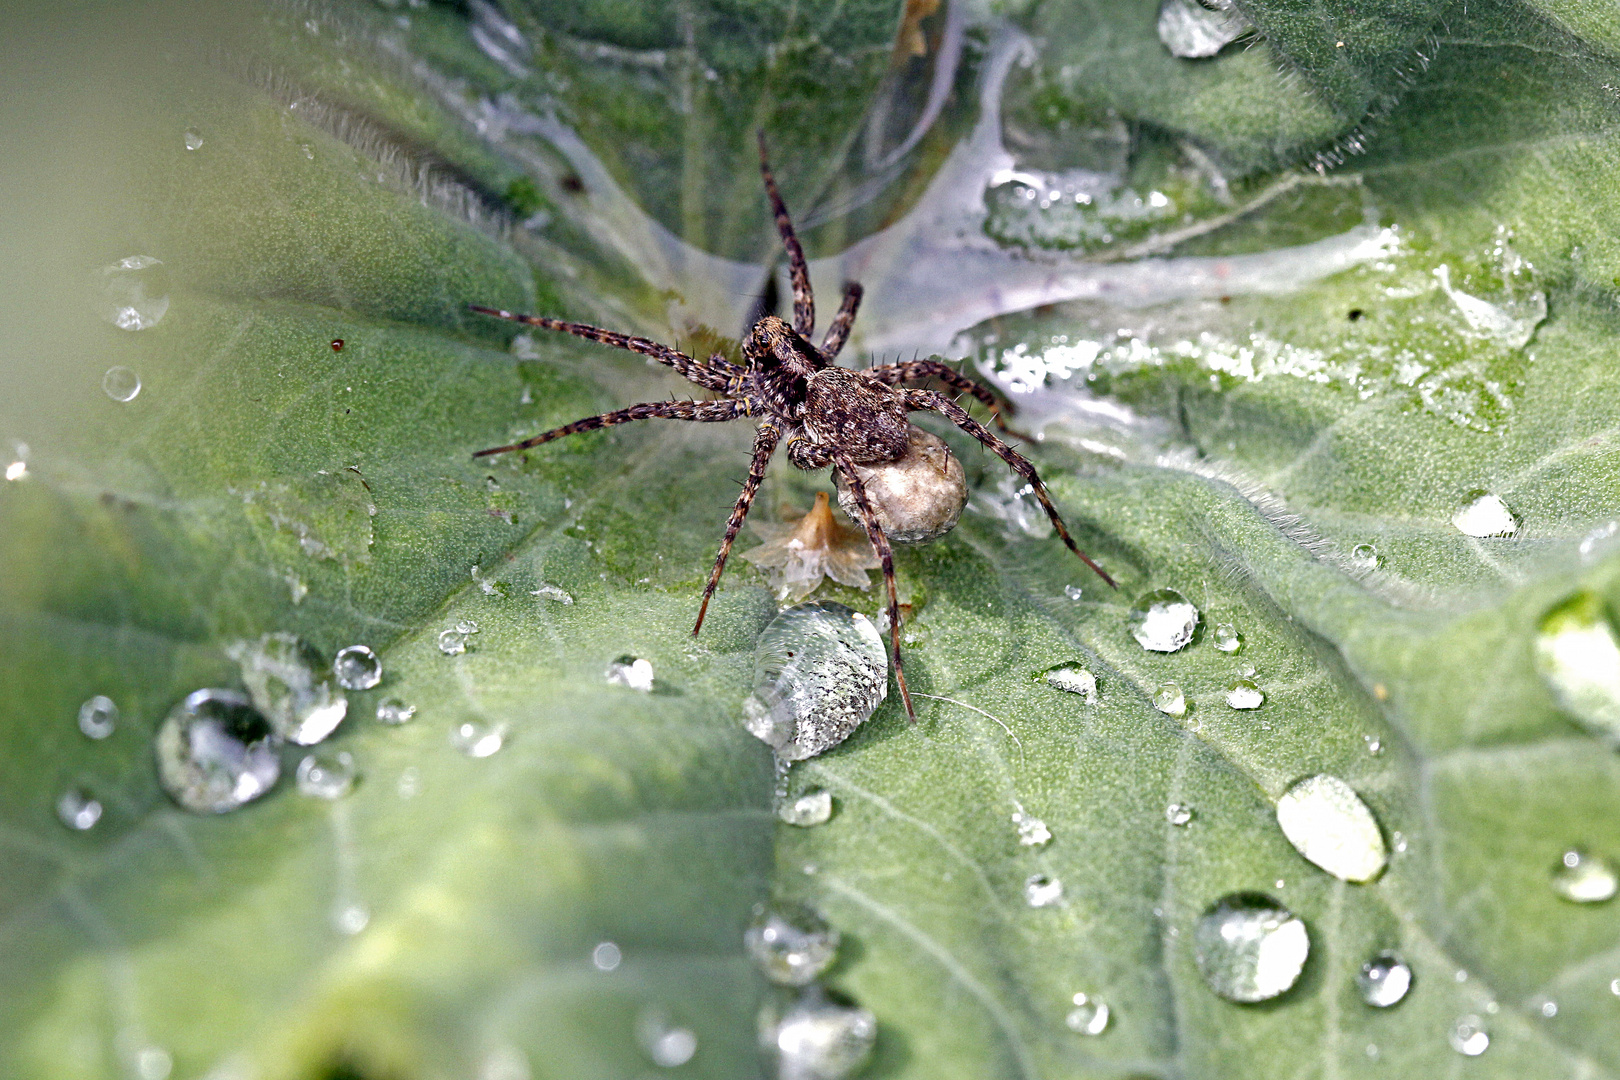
[1024, 874, 1063, 907]
[437, 628, 468, 655]
[1275, 774, 1387, 882]
[78, 695, 118, 739]
[5, 460, 26, 481]
[332, 644, 382, 691]
[758, 986, 876, 1080]
[456, 618, 479, 634]
[1452, 491, 1518, 537]
[470, 564, 506, 597]
[636, 1010, 697, 1068]
[397, 766, 420, 799]
[1225, 678, 1264, 710]
[606, 655, 655, 692]
[226, 633, 347, 745]
[1356, 952, 1412, 1007]
[375, 697, 416, 725]
[1213, 622, 1241, 653]
[779, 788, 833, 827]
[450, 720, 505, 758]
[1363, 734, 1383, 755]
[135, 1045, 173, 1080]
[333, 904, 369, 935]
[57, 787, 103, 830]
[1064, 993, 1109, 1035]
[1166, 803, 1194, 826]
[1449, 1015, 1489, 1056]
[743, 603, 887, 761]
[1193, 893, 1310, 1002]
[1534, 591, 1620, 741]
[746, 902, 839, 986]
[1551, 849, 1618, 903]
[1041, 664, 1098, 702]
[155, 689, 280, 813]
[183, 128, 204, 150]
[1349, 543, 1381, 571]
[1064, 584, 1084, 601]
[1152, 682, 1187, 718]
[1609, 976, 1620, 996]
[592, 941, 622, 971]
[286, 572, 308, 605]
[102, 366, 141, 402]
[295, 751, 356, 799]
[97, 255, 170, 330]
[479, 1045, 530, 1080]
[1129, 589, 1199, 653]
[1012, 806, 1052, 847]
[1157, 0, 1251, 58]
[1392, 830, 1408, 854]
[530, 583, 574, 604]
[1541, 1000, 1558, 1018]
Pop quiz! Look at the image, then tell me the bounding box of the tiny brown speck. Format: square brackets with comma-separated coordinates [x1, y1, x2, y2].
[331, 339, 344, 351]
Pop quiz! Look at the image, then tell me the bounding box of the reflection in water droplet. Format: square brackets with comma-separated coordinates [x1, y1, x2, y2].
[1012, 806, 1051, 848]
[1225, 678, 1264, 710]
[1357, 952, 1412, 1007]
[155, 689, 280, 813]
[1042, 664, 1098, 702]
[1534, 591, 1620, 741]
[779, 788, 833, 827]
[637, 1010, 697, 1068]
[1449, 1015, 1489, 1056]
[57, 787, 103, 830]
[102, 366, 141, 402]
[1193, 893, 1310, 1002]
[758, 986, 877, 1080]
[1157, 0, 1251, 58]
[1452, 492, 1518, 537]
[226, 633, 347, 745]
[332, 645, 382, 690]
[743, 603, 887, 761]
[98, 255, 170, 330]
[183, 128, 204, 150]
[1024, 874, 1063, 907]
[1551, 849, 1618, 903]
[78, 695, 118, 739]
[1130, 589, 1199, 652]
[1166, 803, 1194, 826]
[450, 720, 504, 758]
[375, 697, 416, 725]
[1275, 774, 1387, 882]
[295, 751, 356, 799]
[437, 628, 468, 655]
[1349, 543, 1381, 571]
[606, 655, 655, 692]
[1153, 683, 1187, 718]
[746, 902, 839, 986]
[1065, 993, 1109, 1035]
[592, 941, 622, 971]
[1213, 622, 1241, 653]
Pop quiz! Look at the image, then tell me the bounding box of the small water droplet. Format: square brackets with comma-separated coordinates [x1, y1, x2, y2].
[1213, 622, 1242, 653]
[592, 941, 622, 971]
[135, 1045, 173, 1080]
[758, 986, 876, 1080]
[1452, 492, 1518, 537]
[1551, 849, 1618, 903]
[1063, 584, 1084, 601]
[183, 128, 204, 150]
[57, 787, 103, 830]
[1392, 830, 1408, 854]
[743, 603, 887, 761]
[1534, 591, 1620, 742]
[1349, 543, 1381, 571]
[1012, 806, 1051, 847]
[437, 629, 468, 655]
[1157, 0, 1251, 58]
[226, 633, 347, 745]
[286, 572, 308, 605]
[779, 788, 833, 827]
[456, 618, 479, 634]
[470, 564, 507, 597]
[636, 1010, 697, 1068]
[1193, 893, 1310, 1002]
[102, 366, 141, 402]
[746, 902, 839, 986]
[1166, 803, 1194, 826]
[332, 644, 382, 690]
[1275, 774, 1387, 882]
[1541, 1000, 1558, 1018]
[606, 655, 655, 692]
[155, 689, 280, 813]
[1024, 874, 1063, 907]
[1129, 589, 1199, 653]
[5, 460, 26, 482]
[450, 720, 504, 758]
[530, 583, 574, 604]
[78, 695, 118, 739]
[1225, 678, 1264, 710]
[1064, 993, 1109, 1035]
[1609, 976, 1620, 996]
[1449, 1015, 1489, 1056]
[333, 903, 369, 935]
[375, 697, 416, 725]
[97, 255, 170, 330]
[1041, 664, 1097, 702]
[1356, 952, 1411, 1007]
[1364, 734, 1383, 755]
[295, 751, 356, 799]
[1153, 682, 1187, 717]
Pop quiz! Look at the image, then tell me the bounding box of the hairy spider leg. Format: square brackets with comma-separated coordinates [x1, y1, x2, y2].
[820, 282, 863, 360]
[756, 131, 815, 338]
[903, 388, 1116, 588]
[693, 423, 782, 635]
[866, 358, 1014, 433]
[834, 451, 915, 720]
[467, 305, 733, 392]
[472, 399, 746, 458]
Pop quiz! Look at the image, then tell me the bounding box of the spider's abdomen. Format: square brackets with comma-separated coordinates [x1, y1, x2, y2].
[801, 368, 910, 464]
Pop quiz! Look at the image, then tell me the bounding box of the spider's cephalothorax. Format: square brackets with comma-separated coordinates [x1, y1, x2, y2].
[470, 132, 1114, 719]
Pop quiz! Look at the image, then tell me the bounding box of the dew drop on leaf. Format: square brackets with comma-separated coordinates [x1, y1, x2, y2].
[1550, 849, 1618, 903]
[295, 751, 356, 799]
[1275, 774, 1387, 882]
[155, 689, 280, 814]
[1356, 952, 1412, 1007]
[606, 656, 655, 692]
[437, 628, 469, 655]
[375, 697, 416, 725]
[1152, 682, 1187, 717]
[1064, 993, 1109, 1035]
[1156, 0, 1251, 58]
[758, 986, 877, 1080]
[1451, 491, 1518, 537]
[745, 902, 839, 986]
[636, 1010, 697, 1068]
[1129, 589, 1199, 652]
[102, 365, 141, 403]
[1193, 893, 1310, 1002]
[183, 127, 203, 150]
[450, 720, 504, 758]
[332, 645, 382, 690]
[778, 788, 833, 827]
[78, 694, 117, 739]
[1225, 678, 1264, 709]
[1012, 806, 1052, 847]
[1024, 874, 1063, 907]
[1348, 543, 1381, 571]
[743, 603, 887, 761]
[1449, 1015, 1490, 1056]
[57, 787, 103, 830]
[1533, 591, 1620, 741]
[1213, 622, 1241, 653]
[1165, 803, 1194, 826]
[591, 941, 621, 971]
[97, 255, 169, 330]
[1041, 664, 1097, 701]
[226, 632, 348, 745]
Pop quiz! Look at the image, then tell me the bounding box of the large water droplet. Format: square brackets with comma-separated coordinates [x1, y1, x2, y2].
[78, 695, 118, 739]
[1152, 682, 1187, 718]
[1157, 0, 1251, 58]
[1193, 893, 1310, 1002]
[295, 751, 356, 799]
[226, 633, 347, 745]
[743, 603, 887, 762]
[1275, 774, 1387, 882]
[102, 366, 141, 403]
[97, 255, 170, 330]
[1213, 622, 1241, 653]
[758, 987, 877, 1080]
[1449, 1015, 1489, 1056]
[606, 655, 655, 692]
[57, 787, 103, 830]
[1533, 591, 1620, 741]
[450, 719, 505, 758]
[1551, 849, 1618, 903]
[155, 689, 280, 813]
[779, 788, 833, 827]
[1064, 993, 1109, 1035]
[1024, 874, 1063, 907]
[1357, 952, 1412, 1007]
[375, 697, 416, 725]
[745, 902, 839, 986]
[1130, 589, 1199, 652]
[332, 645, 382, 690]
[1225, 678, 1264, 710]
[1349, 544, 1381, 571]
[1452, 491, 1518, 537]
[636, 1011, 697, 1068]
[1012, 806, 1052, 847]
[1042, 664, 1098, 702]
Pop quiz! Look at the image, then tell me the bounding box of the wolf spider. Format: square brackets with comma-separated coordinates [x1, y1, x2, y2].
[470, 133, 1112, 719]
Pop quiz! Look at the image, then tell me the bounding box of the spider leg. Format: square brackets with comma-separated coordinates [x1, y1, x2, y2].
[820, 282, 863, 360]
[867, 359, 1015, 434]
[693, 422, 782, 635]
[834, 452, 914, 721]
[474, 399, 745, 458]
[756, 131, 815, 337]
[903, 388, 1116, 588]
[468, 305, 731, 393]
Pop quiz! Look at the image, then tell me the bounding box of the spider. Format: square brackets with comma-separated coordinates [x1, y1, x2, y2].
[470, 132, 1113, 719]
